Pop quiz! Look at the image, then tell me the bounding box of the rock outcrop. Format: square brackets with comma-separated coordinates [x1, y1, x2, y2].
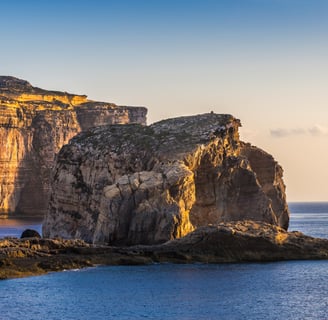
[132, 221, 328, 263]
[43, 113, 289, 245]
[2, 221, 328, 280]
[20, 229, 41, 239]
[0, 76, 147, 216]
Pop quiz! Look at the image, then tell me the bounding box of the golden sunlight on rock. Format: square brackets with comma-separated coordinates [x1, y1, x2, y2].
[0, 76, 147, 217]
[43, 113, 289, 245]
[275, 233, 289, 245]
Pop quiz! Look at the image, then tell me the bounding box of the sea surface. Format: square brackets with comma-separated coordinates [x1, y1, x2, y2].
[1, 202, 328, 320]
[0, 217, 43, 239]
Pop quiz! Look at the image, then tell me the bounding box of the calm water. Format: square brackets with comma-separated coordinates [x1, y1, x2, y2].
[289, 202, 328, 238]
[1, 202, 328, 320]
[0, 217, 42, 239]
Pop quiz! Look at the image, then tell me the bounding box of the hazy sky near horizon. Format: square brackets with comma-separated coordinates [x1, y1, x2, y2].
[1, 0, 328, 201]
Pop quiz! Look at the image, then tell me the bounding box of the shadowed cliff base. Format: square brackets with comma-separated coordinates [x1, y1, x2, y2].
[1, 221, 328, 280]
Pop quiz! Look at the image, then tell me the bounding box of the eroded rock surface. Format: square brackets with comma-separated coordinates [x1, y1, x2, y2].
[2, 221, 328, 280]
[131, 220, 328, 263]
[0, 76, 147, 216]
[43, 113, 289, 245]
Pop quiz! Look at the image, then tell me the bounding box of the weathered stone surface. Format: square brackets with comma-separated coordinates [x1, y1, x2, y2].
[132, 221, 328, 263]
[2, 221, 328, 279]
[43, 113, 289, 245]
[0, 76, 147, 217]
[240, 143, 289, 229]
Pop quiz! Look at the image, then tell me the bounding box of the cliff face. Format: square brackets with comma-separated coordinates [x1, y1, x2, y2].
[0, 76, 147, 216]
[43, 113, 289, 245]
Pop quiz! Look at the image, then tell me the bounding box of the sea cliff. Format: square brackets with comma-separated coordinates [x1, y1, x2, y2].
[0, 76, 147, 217]
[43, 113, 289, 245]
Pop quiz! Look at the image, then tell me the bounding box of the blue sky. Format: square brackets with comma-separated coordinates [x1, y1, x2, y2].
[2, 0, 328, 201]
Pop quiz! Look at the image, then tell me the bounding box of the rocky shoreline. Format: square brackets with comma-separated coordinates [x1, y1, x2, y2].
[2, 221, 328, 280]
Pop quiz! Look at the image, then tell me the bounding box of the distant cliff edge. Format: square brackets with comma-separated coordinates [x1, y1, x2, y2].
[0, 76, 147, 216]
[43, 113, 289, 245]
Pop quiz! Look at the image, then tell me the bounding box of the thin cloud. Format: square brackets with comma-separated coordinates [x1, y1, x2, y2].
[291, 128, 306, 135]
[270, 128, 291, 138]
[308, 124, 328, 136]
[270, 125, 328, 138]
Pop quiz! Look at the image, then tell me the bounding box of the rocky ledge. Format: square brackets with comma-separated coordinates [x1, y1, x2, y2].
[1, 221, 328, 279]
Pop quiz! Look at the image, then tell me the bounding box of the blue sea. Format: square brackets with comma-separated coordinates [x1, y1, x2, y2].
[1, 202, 328, 320]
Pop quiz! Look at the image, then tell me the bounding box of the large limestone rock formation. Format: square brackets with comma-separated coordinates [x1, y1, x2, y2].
[43, 113, 289, 245]
[0, 76, 147, 216]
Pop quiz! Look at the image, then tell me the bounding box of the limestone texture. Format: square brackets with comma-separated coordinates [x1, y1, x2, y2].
[43, 113, 289, 245]
[0, 76, 147, 216]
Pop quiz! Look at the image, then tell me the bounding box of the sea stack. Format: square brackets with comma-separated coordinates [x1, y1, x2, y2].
[43, 113, 289, 245]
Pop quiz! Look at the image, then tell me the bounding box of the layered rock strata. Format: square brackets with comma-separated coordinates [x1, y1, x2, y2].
[0, 76, 147, 216]
[43, 113, 289, 245]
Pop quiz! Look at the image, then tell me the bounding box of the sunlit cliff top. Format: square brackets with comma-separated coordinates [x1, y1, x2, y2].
[0, 76, 88, 106]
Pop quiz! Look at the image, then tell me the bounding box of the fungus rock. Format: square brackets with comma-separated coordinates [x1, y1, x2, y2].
[43, 113, 289, 245]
